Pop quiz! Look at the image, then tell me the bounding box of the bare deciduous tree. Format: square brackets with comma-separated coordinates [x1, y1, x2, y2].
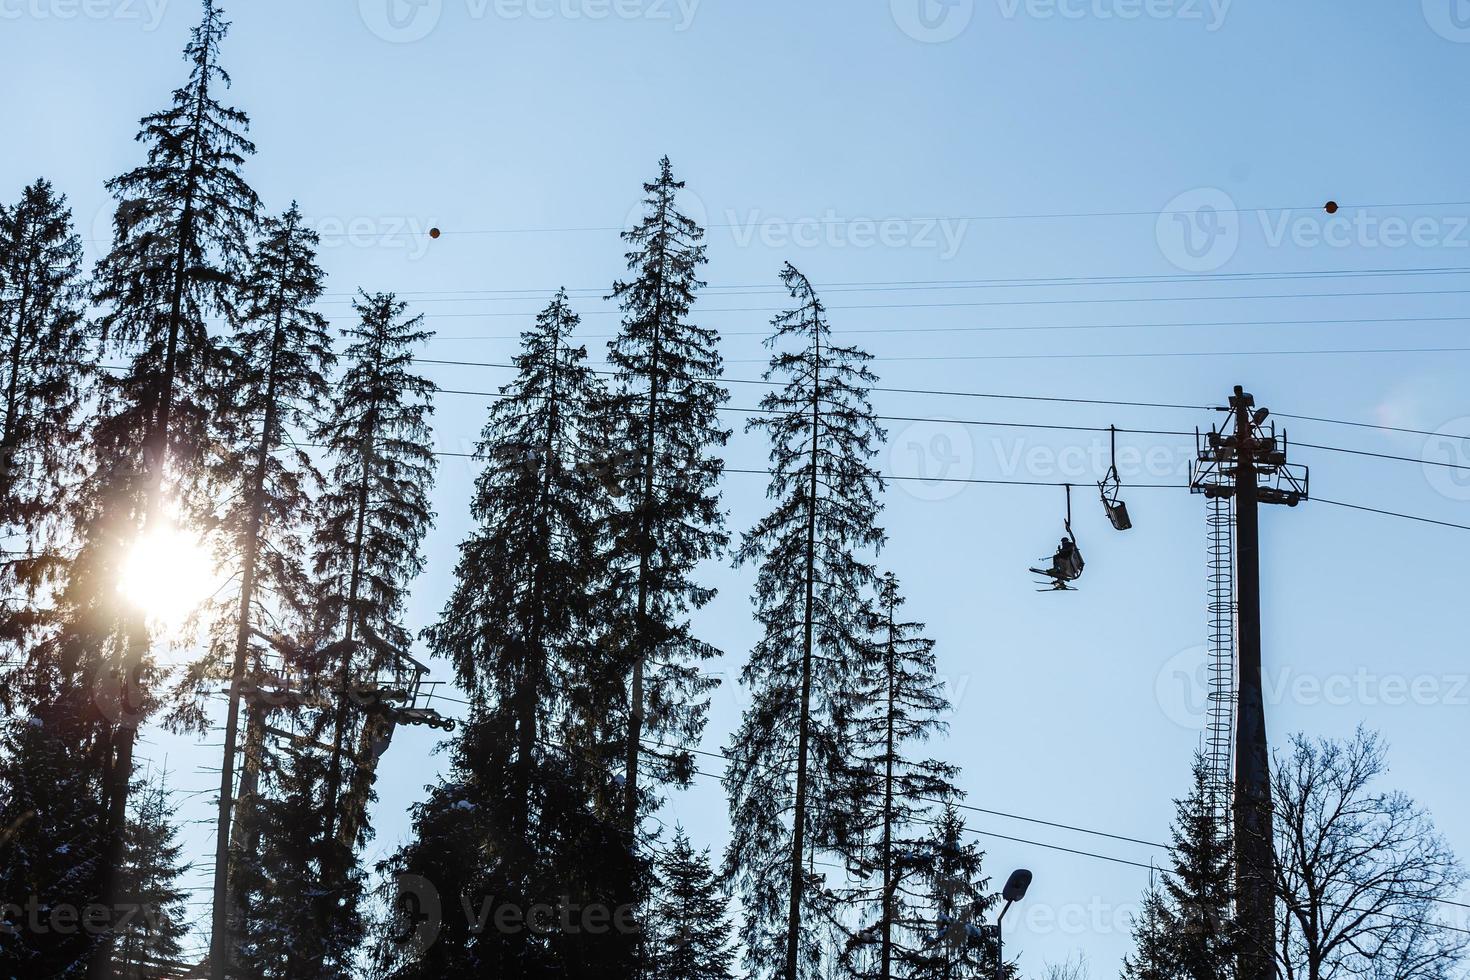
[1045, 951, 1091, 980]
[1273, 728, 1467, 980]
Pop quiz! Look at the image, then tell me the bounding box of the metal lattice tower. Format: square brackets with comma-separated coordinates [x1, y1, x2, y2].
[1190, 385, 1310, 980]
[1204, 493, 1236, 833]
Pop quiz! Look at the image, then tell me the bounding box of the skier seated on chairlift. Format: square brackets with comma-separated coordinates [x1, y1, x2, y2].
[1051, 536, 1083, 580]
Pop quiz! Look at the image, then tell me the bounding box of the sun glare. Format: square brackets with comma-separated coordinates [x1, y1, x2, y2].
[118, 523, 217, 629]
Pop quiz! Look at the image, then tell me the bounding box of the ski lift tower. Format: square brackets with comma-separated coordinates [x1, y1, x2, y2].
[1189, 385, 1308, 980]
[217, 642, 454, 974]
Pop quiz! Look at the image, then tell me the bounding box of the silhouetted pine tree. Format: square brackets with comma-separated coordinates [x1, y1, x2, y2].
[0, 178, 90, 541]
[0, 711, 103, 978]
[300, 290, 436, 977]
[92, 0, 257, 515]
[910, 806, 1013, 980]
[1163, 757, 1234, 980]
[59, 5, 258, 973]
[839, 572, 959, 980]
[647, 830, 736, 980]
[0, 178, 91, 712]
[241, 735, 363, 980]
[379, 292, 635, 978]
[427, 288, 611, 839]
[1121, 886, 1176, 980]
[724, 264, 885, 980]
[0, 186, 96, 975]
[114, 771, 191, 979]
[194, 203, 335, 975]
[605, 157, 729, 838]
[1121, 755, 1234, 980]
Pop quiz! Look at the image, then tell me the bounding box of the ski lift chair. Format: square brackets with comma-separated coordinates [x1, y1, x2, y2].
[1030, 485, 1085, 591]
[1098, 426, 1133, 531]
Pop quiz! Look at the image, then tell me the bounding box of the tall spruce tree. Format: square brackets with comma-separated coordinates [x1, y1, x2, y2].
[426, 288, 611, 838]
[0, 711, 103, 978]
[724, 264, 885, 980]
[840, 572, 959, 979]
[242, 733, 363, 980]
[1121, 885, 1177, 980]
[198, 203, 335, 978]
[0, 179, 89, 543]
[1121, 755, 1234, 980]
[0, 182, 97, 978]
[605, 157, 729, 839]
[113, 770, 191, 979]
[647, 830, 737, 980]
[380, 291, 635, 978]
[912, 806, 1012, 980]
[0, 178, 91, 712]
[299, 290, 436, 978]
[52, 4, 258, 974]
[1163, 757, 1233, 980]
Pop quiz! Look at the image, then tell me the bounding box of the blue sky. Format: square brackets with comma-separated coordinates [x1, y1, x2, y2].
[5, 0, 1470, 971]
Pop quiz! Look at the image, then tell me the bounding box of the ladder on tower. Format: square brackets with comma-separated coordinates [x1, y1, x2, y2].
[1204, 494, 1236, 833]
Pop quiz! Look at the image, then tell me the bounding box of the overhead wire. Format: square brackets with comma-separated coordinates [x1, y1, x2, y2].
[315, 264, 1470, 301]
[417, 200, 1470, 236]
[85, 362, 1470, 521]
[303, 285, 1470, 318]
[402, 700, 1470, 921]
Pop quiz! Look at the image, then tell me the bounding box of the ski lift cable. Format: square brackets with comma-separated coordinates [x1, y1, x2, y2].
[81, 367, 1470, 512]
[654, 759, 1470, 925]
[404, 703, 1165, 851]
[1274, 413, 1462, 440]
[414, 356, 1222, 410]
[417, 313, 1470, 344]
[301, 286, 1470, 317]
[419, 384, 1470, 473]
[427, 385, 1204, 438]
[309, 281, 1470, 309]
[396, 714, 1470, 919]
[408, 357, 1470, 441]
[171, 676, 1470, 920]
[286, 441, 1470, 528]
[107, 355, 1428, 446]
[723, 346, 1470, 364]
[234, 311, 1470, 345]
[313, 264, 1470, 300]
[415, 200, 1470, 236]
[1313, 498, 1470, 531]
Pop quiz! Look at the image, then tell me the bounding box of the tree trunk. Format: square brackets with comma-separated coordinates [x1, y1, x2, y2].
[784, 326, 820, 980]
[1, 237, 34, 450]
[880, 605, 896, 979]
[210, 245, 292, 978]
[624, 219, 670, 838]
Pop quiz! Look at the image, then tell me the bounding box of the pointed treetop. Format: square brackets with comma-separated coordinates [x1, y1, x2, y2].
[184, 0, 234, 88]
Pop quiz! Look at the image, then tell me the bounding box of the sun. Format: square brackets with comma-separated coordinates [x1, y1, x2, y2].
[118, 522, 217, 629]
